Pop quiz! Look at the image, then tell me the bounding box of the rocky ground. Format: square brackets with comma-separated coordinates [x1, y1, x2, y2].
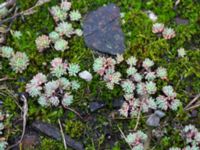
[0, 0, 200, 150]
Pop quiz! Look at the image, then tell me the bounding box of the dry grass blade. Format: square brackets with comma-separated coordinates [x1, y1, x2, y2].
[185, 102, 200, 111]
[7, 95, 28, 150]
[0, 85, 22, 110]
[35, 0, 50, 6]
[117, 126, 132, 150]
[0, 0, 51, 25]
[134, 107, 141, 131]
[63, 106, 84, 120]
[184, 93, 200, 110]
[175, 0, 180, 6]
[58, 119, 67, 150]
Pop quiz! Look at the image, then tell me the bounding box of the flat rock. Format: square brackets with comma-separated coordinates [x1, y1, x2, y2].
[83, 3, 125, 55]
[146, 114, 160, 127]
[21, 132, 40, 149]
[89, 101, 105, 112]
[32, 121, 84, 150]
[146, 110, 165, 127]
[154, 110, 165, 118]
[175, 17, 189, 25]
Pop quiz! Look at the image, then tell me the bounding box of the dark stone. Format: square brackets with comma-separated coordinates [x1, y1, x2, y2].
[154, 110, 165, 118]
[190, 110, 198, 118]
[89, 102, 105, 112]
[146, 114, 160, 127]
[32, 121, 84, 150]
[112, 97, 124, 108]
[83, 3, 125, 55]
[146, 110, 165, 127]
[175, 17, 189, 25]
[21, 132, 40, 149]
[8, 130, 40, 150]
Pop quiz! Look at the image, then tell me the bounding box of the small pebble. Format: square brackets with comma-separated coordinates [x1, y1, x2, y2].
[79, 70, 93, 82]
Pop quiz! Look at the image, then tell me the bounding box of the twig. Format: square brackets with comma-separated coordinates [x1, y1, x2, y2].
[0, 85, 22, 110]
[144, 128, 152, 150]
[175, 0, 180, 6]
[112, 116, 148, 120]
[134, 108, 141, 131]
[58, 119, 67, 150]
[184, 93, 200, 110]
[0, 13, 21, 26]
[117, 125, 132, 150]
[0, 0, 16, 9]
[0, 76, 15, 82]
[134, 96, 145, 131]
[7, 95, 28, 150]
[185, 102, 200, 111]
[5, 7, 18, 33]
[64, 106, 84, 120]
[0, 0, 50, 26]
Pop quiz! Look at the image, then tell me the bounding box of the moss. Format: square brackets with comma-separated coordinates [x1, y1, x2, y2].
[0, 0, 200, 149]
[64, 120, 85, 139]
[39, 137, 65, 150]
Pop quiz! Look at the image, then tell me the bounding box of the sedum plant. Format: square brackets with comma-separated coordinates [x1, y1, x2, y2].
[152, 23, 164, 33]
[93, 55, 181, 118]
[9, 52, 29, 73]
[183, 125, 200, 146]
[0, 111, 7, 150]
[0, 46, 14, 58]
[11, 30, 22, 39]
[169, 125, 200, 150]
[35, 35, 51, 52]
[125, 131, 147, 150]
[69, 10, 81, 21]
[50, 58, 68, 78]
[162, 27, 176, 40]
[26, 58, 84, 108]
[0, 46, 29, 73]
[0, 141, 7, 150]
[152, 23, 176, 40]
[177, 48, 186, 58]
[35, 0, 82, 53]
[54, 39, 69, 51]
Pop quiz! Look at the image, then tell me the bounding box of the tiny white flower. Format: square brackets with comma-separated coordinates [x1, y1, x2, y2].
[177, 48, 186, 57]
[148, 11, 157, 22]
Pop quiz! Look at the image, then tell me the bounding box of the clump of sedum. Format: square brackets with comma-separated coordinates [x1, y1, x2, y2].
[183, 125, 200, 146]
[69, 10, 81, 21]
[54, 39, 69, 51]
[125, 131, 147, 150]
[0, 46, 29, 73]
[9, 52, 29, 73]
[152, 23, 175, 40]
[170, 125, 200, 150]
[93, 55, 180, 118]
[152, 23, 164, 33]
[0, 46, 14, 58]
[35, 35, 51, 52]
[162, 27, 176, 40]
[11, 30, 22, 39]
[26, 58, 85, 108]
[35, 0, 82, 52]
[156, 86, 180, 111]
[93, 57, 121, 89]
[50, 58, 68, 78]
